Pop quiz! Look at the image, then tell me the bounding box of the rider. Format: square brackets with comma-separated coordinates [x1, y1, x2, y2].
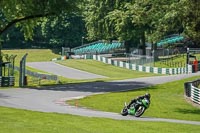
[127, 93, 151, 108]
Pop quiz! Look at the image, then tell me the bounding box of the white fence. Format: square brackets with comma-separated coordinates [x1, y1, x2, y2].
[92, 55, 192, 75]
[184, 80, 200, 105]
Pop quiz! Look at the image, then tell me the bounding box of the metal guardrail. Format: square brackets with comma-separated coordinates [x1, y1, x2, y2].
[184, 80, 200, 105]
[14, 66, 58, 82]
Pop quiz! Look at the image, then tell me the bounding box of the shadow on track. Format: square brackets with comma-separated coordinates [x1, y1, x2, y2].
[28, 80, 154, 93]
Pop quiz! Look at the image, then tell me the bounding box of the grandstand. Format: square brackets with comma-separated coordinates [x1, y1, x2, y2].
[157, 34, 184, 47]
[71, 40, 124, 55]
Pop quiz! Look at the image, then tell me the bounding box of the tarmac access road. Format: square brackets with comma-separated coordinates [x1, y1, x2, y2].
[0, 62, 200, 125]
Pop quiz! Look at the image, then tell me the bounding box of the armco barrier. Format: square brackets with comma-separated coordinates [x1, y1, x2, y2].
[184, 80, 200, 105]
[14, 66, 58, 85]
[92, 55, 192, 75]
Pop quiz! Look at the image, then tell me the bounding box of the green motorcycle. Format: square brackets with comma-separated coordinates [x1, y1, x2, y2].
[121, 97, 150, 117]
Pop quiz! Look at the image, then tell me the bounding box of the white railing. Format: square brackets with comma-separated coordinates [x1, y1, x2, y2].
[184, 80, 200, 105]
[191, 86, 200, 105]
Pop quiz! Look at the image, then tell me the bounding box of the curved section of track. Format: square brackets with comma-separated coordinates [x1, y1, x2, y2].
[1, 62, 200, 125]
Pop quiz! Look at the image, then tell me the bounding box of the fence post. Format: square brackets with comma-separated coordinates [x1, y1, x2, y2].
[19, 53, 28, 87]
[184, 81, 192, 97]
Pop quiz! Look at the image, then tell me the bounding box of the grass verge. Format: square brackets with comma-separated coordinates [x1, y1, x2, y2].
[2, 49, 60, 63]
[2, 49, 161, 86]
[67, 76, 200, 121]
[0, 106, 200, 133]
[57, 59, 159, 80]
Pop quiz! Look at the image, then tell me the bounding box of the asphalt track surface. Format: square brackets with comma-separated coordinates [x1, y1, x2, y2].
[27, 62, 107, 79]
[0, 62, 200, 125]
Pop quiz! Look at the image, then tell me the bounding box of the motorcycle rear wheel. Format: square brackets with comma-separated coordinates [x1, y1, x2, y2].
[134, 106, 145, 117]
[121, 107, 128, 116]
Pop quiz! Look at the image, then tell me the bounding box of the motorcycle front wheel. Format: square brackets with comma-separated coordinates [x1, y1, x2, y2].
[134, 106, 145, 117]
[121, 107, 128, 116]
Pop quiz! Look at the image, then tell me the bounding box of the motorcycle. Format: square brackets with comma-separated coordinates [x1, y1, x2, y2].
[121, 97, 150, 117]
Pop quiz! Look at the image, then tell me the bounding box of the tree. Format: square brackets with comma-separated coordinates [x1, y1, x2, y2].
[83, 0, 140, 52]
[147, 0, 200, 47]
[0, 0, 81, 64]
[121, 0, 154, 55]
[0, 0, 80, 39]
[36, 13, 86, 48]
[83, 0, 118, 41]
[104, 0, 141, 52]
[83, 0, 171, 54]
[180, 0, 200, 45]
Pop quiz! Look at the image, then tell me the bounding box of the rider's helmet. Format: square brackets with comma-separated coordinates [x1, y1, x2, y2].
[145, 93, 150, 99]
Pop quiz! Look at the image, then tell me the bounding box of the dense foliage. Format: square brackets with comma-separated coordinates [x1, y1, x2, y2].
[83, 0, 200, 52]
[0, 0, 83, 48]
[0, 0, 200, 50]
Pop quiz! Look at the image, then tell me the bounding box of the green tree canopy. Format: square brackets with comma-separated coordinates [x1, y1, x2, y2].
[1, 0, 200, 50]
[0, 0, 80, 39]
[83, 0, 200, 52]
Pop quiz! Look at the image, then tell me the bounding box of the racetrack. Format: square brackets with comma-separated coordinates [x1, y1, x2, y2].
[27, 62, 107, 79]
[0, 62, 200, 125]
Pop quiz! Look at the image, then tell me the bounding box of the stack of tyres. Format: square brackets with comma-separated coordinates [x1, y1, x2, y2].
[1, 76, 10, 87]
[0, 76, 15, 87]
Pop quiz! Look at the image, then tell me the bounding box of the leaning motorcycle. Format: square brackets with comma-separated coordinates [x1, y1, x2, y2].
[121, 97, 150, 117]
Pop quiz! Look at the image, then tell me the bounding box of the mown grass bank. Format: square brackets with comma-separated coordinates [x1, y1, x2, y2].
[67, 76, 200, 121]
[2, 49, 160, 86]
[1, 49, 200, 132]
[0, 106, 200, 133]
[2, 49, 60, 63]
[57, 59, 159, 80]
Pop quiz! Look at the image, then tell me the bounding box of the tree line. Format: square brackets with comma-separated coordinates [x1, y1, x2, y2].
[0, 0, 200, 53]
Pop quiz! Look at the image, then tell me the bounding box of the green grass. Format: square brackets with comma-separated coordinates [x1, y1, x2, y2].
[2, 49, 60, 64]
[57, 59, 159, 80]
[0, 106, 200, 133]
[2, 49, 161, 86]
[154, 53, 200, 68]
[2, 49, 59, 87]
[67, 76, 200, 121]
[1, 49, 200, 132]
[25, 59, 161, 85]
